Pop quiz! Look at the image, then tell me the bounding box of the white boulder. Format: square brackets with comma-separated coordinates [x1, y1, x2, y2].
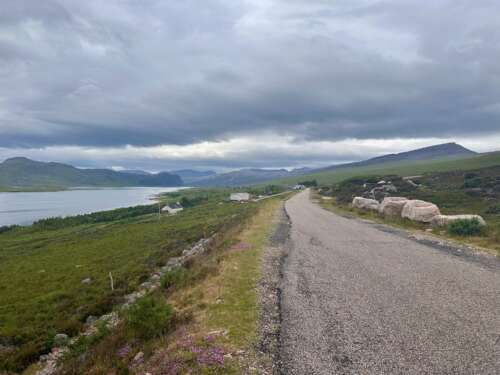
[401, 200, 441, 223]
[352, 197, 380, 211]
[431, 214, 486, 227]
[379, 197, 409, 217]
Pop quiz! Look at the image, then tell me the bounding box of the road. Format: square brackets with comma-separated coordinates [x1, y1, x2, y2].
[280, 190, 500, 374]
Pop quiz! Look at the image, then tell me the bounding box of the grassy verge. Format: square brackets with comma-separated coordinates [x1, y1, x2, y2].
[50, 195, 287, 374]
[0, 190, 257, 373]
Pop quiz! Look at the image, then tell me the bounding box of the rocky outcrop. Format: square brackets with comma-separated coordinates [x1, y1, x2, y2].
[431, 215, 487, 227]
[379, 197, 409, 217]
[352, 197, 380, 211]
[401, 200, 441, 223]
[370, 183, 398, 201]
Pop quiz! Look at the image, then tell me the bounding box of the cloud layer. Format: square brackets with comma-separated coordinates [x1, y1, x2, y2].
[1, 0, 500, 168]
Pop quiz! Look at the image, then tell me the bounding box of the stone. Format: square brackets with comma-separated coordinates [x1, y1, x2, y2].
[166, 257, 182, 267]
[401, 200, 441, 223]
[431, 214, 487, 227]
[379, 197, 408, 217]
[81, 278, 92, 285]
[132, 351, 144, 365]
[85, 315, 98, 325]
[381, 184, 398, 193]
[140, 281, 153, 290]
[352, 197, 379, 211]
[53, 333, 69, 347]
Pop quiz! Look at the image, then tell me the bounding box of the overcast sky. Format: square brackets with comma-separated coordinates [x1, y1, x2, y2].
[1, 0, 500, 171]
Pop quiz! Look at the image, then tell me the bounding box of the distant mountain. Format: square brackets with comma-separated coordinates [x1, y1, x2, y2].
[171, 169, 216, 184]
[120, 169, 152, 176]
[193, 168, 305, 187]
[315, 143, 476, 173]
[193, 143, 477, 187]
[0, 157, 183, 188]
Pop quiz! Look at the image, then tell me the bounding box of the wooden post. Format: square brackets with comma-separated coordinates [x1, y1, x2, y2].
[158, 202, 161, 221]
[109, 272, 114, 292]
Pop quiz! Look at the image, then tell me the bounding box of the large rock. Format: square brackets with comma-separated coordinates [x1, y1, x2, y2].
[352, 197, 379, 211]
[431, 214, 486, 227]
[401, 200, 441, 223]
[379, 197, 409, 217]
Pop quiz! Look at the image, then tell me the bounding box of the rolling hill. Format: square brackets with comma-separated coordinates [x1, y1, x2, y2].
[171, 169, 216, 184]
[192, 168, 308, 187]
[314, 142, 476, 173]
[192, 143, 480, 187]
[0, 157, 183, 189]
[273, 151, 500, 186]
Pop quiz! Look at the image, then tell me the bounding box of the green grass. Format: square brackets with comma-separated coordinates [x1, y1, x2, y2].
[205, 197, 285, 348]
[0, 191, 257, 373]
[47, 195, 288, 374]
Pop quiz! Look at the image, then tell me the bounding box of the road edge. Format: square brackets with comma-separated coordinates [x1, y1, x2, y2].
[257, 202, 291, 374]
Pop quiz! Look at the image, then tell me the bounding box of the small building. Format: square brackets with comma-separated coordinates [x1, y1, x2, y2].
[162, 202, 184, 214]
[293, 184, 306, 190]
[230, 192, 251, 202]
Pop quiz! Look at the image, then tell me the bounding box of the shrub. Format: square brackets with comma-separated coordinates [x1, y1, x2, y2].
[447, 218, 485, 236]
[161, 267, 189, 290]
[298, 180, 318, 187]
[0, 225, 19, 234]
[180, 195, 208, 208]
[125, 296, 174, 339]
[462, 178, 482, 189]
[485, 205, 500, 215]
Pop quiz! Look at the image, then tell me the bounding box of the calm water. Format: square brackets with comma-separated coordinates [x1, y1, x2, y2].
[0, 187, 185, 226]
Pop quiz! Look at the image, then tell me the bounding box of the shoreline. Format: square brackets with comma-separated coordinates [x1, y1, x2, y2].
[0, 186, 188, 227]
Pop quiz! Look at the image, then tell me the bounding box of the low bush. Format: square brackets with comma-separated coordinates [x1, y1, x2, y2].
[298, 179, 318, 187]
[125, 295, 174, 339]
[0, 225, 19, 234]
[161, 267, 189, 290]
[485, 204, 500, 215]
[447, 218, 485, 236]
[462, 178, 482, 189]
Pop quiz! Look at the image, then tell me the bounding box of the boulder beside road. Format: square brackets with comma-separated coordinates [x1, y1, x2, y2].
[352, 197, 380, 211]
[431, 214, 487, 227]
[379, 197, 409, 217]
[401, 200, 441, 223]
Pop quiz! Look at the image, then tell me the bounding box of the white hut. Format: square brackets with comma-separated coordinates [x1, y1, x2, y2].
[162, 202, 184, 214]
[230, 192, 251, 202]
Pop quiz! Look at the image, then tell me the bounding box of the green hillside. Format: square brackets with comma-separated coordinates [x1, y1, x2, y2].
[274, 151, 500, 186]
[0, 157, 183, 189]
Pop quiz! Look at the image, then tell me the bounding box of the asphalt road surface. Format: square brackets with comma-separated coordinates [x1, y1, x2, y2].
[280, 190, 500, 374]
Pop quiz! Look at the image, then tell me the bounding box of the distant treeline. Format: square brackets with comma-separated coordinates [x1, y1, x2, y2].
[298, 180, 318, 187]
[0, 225, 19, 234]
[32, 204, 159, 230]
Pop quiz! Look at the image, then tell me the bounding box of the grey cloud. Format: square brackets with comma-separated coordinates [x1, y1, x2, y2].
[1, 0, 500, 153]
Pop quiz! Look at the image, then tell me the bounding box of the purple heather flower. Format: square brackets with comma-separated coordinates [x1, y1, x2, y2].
[197, 346, 225, 367]
[117, 344, 132, 359]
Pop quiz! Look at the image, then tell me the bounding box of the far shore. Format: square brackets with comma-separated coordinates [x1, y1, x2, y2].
[0, 185, 187, 193]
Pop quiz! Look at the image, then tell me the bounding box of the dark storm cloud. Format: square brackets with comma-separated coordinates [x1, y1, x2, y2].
[1, 0, 500, 151]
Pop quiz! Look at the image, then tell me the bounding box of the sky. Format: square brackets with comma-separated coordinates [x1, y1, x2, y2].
[1, 0, 500, 172]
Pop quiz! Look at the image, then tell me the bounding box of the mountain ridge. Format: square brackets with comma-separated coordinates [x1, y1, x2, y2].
[192, 142, 477, 187]
[315, 142, 476, 173]
[0, 158, 183, 188]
